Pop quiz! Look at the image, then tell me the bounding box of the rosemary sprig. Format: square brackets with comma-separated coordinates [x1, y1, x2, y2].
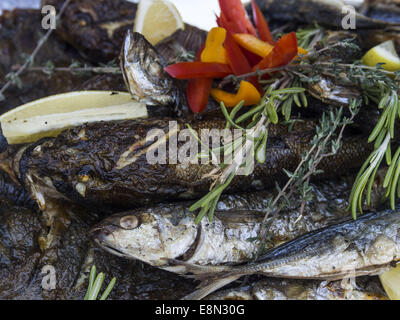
[189, 76, 307, 223]
[84, 265, 116, 300]
[349, 88, 400, 218]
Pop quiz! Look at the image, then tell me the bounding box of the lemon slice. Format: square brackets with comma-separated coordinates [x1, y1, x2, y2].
[362, 40, 400, 72]
[379, 264, 400, 300]
[134, 0, 184, 46]
[0, 91, 148, 145]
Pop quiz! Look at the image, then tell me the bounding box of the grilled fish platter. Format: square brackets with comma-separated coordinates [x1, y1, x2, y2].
[2, 0, 400, 302]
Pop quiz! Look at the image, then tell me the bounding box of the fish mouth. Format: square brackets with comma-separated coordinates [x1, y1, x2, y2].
[91, 227, 128, 259]
[90, 223, 128, 258]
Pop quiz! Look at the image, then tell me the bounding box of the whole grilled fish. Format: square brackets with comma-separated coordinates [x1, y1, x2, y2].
[256, 0, 400, 28]
[7, 118, 371, 211]
[90, 174, 385, 274]
[183, 207, 400, 299]
[205, 277, 388, 300]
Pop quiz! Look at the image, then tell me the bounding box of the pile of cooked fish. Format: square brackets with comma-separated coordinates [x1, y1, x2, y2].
[1, 0, 400, 300]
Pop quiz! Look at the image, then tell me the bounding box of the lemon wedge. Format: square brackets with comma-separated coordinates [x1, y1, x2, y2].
[379, 264, 400, 300]
[0, 91, 147, 145]
[134, 0, 184, 46]
[362, 40, 400, 72]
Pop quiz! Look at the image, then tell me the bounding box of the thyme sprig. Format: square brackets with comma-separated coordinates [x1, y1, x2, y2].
[84, 265, 116, 300]
[0, 0, 72, 101]
[22, 60, 121, 78]
[258, 101, 360, 252]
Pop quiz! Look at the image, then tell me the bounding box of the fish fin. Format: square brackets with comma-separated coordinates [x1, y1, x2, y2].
[167, 259, 231, 275]
[182, 275, 242, 300]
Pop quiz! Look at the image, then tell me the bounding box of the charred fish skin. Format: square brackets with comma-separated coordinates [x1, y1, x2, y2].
[0, 171, 37, 211]
[155, 25, 207, 65]
[42, 0, 137, 63]
[255, 0, 398, 28]
[15, 118, 371, 211]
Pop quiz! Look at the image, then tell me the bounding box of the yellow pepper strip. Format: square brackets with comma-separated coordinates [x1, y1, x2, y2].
[297, 47, 308, 56]
[293, 46, 309, 62]
[210, 80, 261, 107]
[201, 27, 229, 64]
[233, 33, 274, 58]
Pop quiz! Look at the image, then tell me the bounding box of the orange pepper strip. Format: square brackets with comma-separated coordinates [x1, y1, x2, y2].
[293, 47, 309, 63]
[233, 33, 274, 58]
[210, 80, 261, 107]
[201, 27, 229, 64]
[297, 47, 308, 56]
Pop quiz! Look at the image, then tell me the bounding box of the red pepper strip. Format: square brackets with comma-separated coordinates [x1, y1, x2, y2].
[195, 44, 205, 61]
[219, 0, 257, 36]
[165, 62, 232, 79]
[217, 12, 241, 34]
[252, 32, 298, 71]
[251, 0, 274, 45]
[224, 32, 252, 75]
[187, 46, 213, 113]
[187, 78, 213, 113]
[224, 32, 263, 93]
[241, 47, 262, 67]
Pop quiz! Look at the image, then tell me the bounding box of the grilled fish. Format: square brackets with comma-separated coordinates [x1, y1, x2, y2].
[43, 0, 207, 64]
[90, 174, 385, 274]
[7, 118, 371, 211]
[183, 207, 400, 299]
[256, 0, 400, 28]
[205, 277, 388, 300]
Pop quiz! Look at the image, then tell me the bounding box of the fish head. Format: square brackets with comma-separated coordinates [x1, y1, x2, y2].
[120, 30, 179, 107]
[90, 207, 198, 267]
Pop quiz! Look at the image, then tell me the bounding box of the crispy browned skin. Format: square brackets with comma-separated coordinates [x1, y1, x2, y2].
[255, 0, 400, 28]
[0, 9, 98, 114]
[42, 0, 137, 62]
[15, 118, 372, 210]
[43, 0, 207, 64]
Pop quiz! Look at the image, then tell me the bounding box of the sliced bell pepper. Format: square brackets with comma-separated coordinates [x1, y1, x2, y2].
[217, 12, 241, 34]
[219, 0, 257, 36]
[251, 0, 274, 45]
[297, 47, 308, 56]
[187, 78, 213, 113]
[211, 80, 261, 107]
[187, 46, 213, 113]
[252, 32, 298, 71]
[201, 27, 229, 64]
[165, 62, 232, 79]
[233, 33, 274, 58]
[224, 32, 252, 75]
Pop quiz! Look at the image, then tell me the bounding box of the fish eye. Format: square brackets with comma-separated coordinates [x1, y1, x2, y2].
[119, 215, 140, 230]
